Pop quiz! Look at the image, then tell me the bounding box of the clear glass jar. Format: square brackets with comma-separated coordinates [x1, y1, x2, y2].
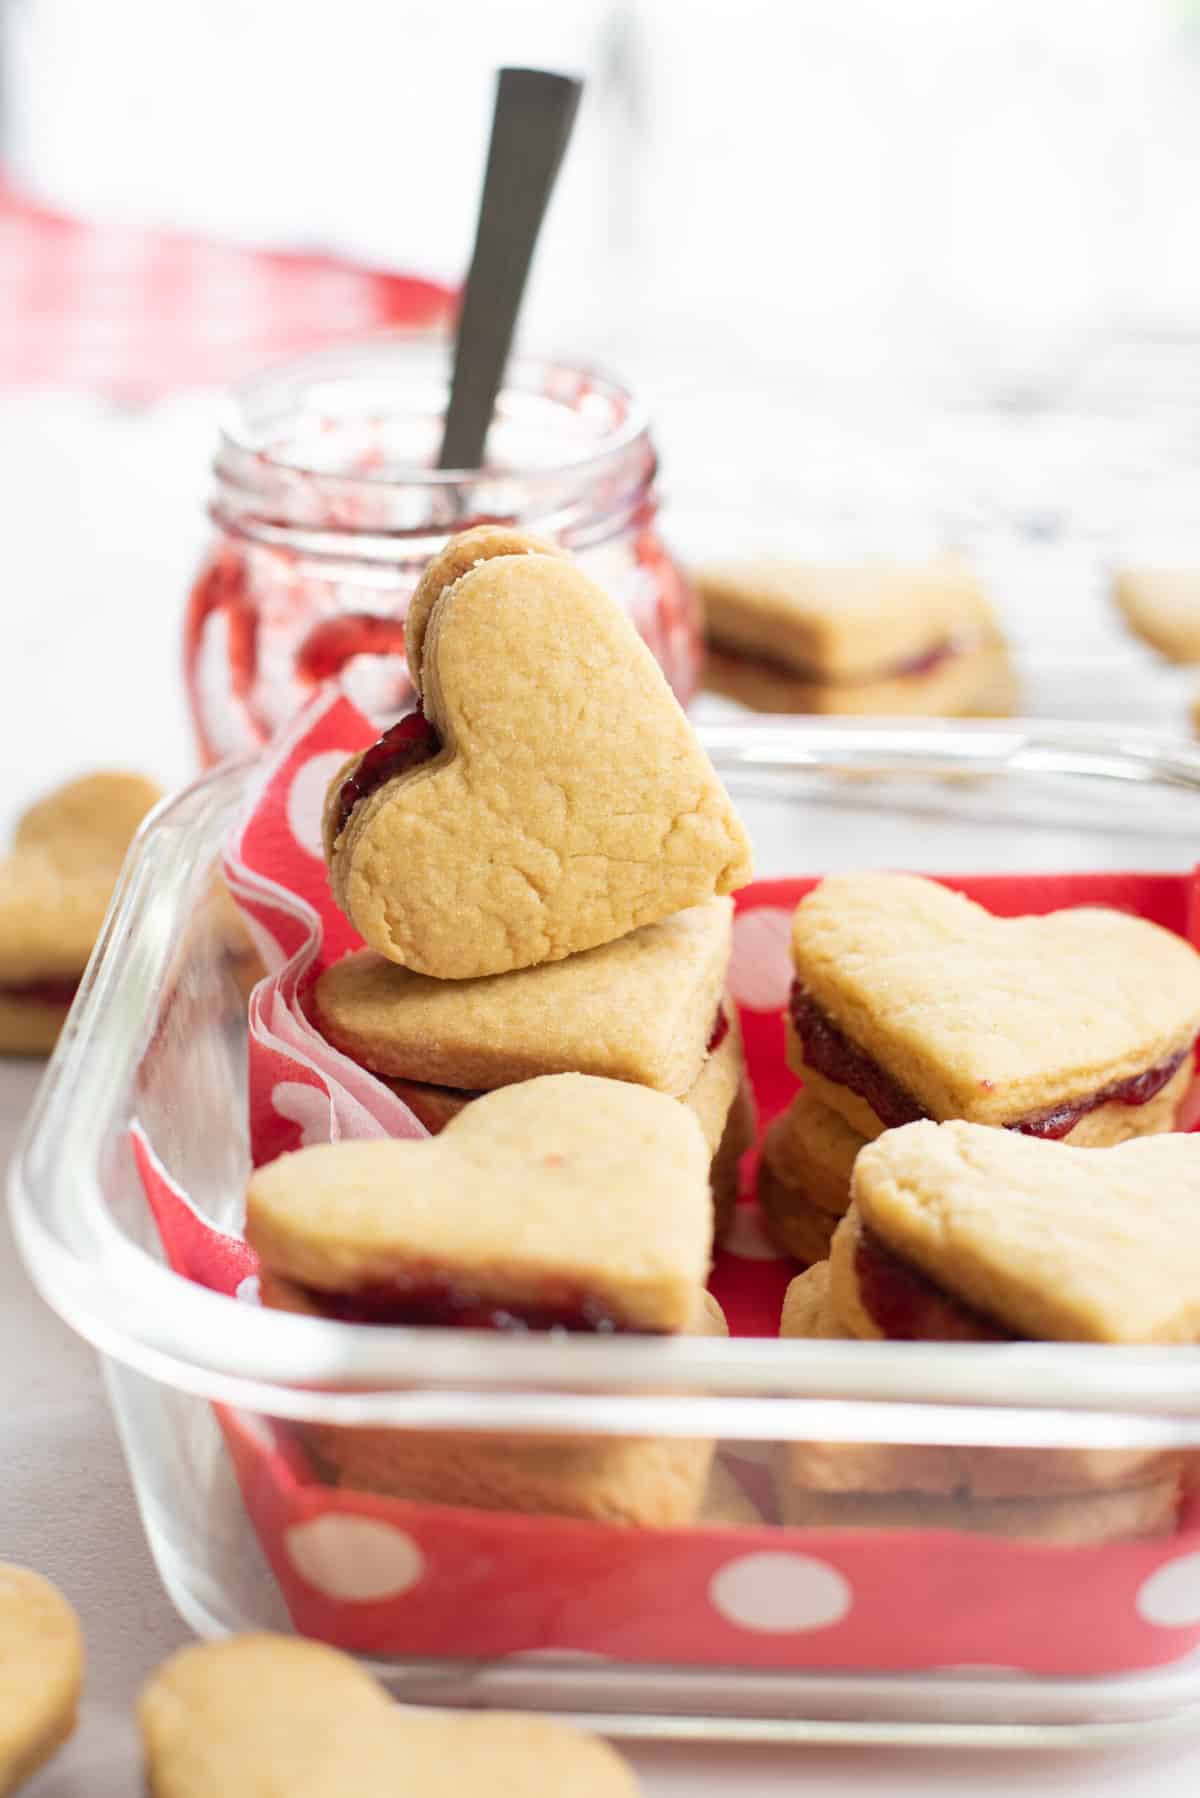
[184, 341, 700, 763]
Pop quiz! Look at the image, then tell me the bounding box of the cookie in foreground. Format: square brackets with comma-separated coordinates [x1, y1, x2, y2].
[139, 1633, 639, 1797]
[0, 1562, 83, 1794]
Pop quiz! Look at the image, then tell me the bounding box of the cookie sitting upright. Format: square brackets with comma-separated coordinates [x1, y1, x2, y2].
[323, 529, 752, 979]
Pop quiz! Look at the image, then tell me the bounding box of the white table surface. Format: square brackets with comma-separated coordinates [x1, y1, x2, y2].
[6, 389, 1200, 1793]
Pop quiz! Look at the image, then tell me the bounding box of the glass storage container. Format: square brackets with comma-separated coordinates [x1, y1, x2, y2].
[12, 717, 1200, 1745]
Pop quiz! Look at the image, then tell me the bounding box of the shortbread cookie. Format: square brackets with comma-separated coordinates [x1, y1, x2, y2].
[249, 1074, 712, 1334]
[696, 556, 997, 680]
[376, 1006, 744, 1244]
[139, 1634, 638, 1798]
[757, 1091, 864, 1262]
[0, 1564, 83, 1794]
[837, 1120, 1200, 1346]
[776, 1477, 1178, 1543]
[324, 530, 752, 978]
[1114, 567, 1200, 663]
[314, 899, 733, 1095]
[402, 523, 566, 682]
[779, 1261, 1175, 1497]
[704, 640, 1016, 720]
[709, 1075, 755, 1240]
[379, 1003, 750, 1243]
[779, 1258, 851, 1340]
[787, 873, 1200, 1142]
[299, 1293, 727, 1527]
[700, 1459, 764, 1527]
[0, 771, 162, 1054]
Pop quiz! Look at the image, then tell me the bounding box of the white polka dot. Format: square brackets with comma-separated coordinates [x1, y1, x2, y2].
[709, 1551, 851, 1632]
[1137, 1553, 1200, 1627]
[287, 750, 359, 860]
[235, 1275, 261, 1305]
[286, 1516, 425, 1602]
[728, 907, 794, 1011]
[272, 1079, 332, 1148]
[720, 1206, 785, 1261]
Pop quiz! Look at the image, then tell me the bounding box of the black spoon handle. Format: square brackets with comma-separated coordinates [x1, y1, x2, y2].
[437, 66, 584, 472]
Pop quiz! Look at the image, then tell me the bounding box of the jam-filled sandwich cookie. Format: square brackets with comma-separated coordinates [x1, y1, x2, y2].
[304, 1294, 728, 1527]
[1114, 566, 1200, 664]
[838, 1118, 1200, 1346]
[0, 771, 162, 1055]
[248, 1075, 721, 1525]
[788, 873, 1200, 1146]
[313, 898, 751, 1236]
[247, 1073, 713, 1335]
[324, 527, 752, 979]
[696, 556, 1014, 718]
[757, 1090, 864, 1264]
[140, 1635, 640, 1798]
[0, 1563, 83, 1794]
[773, 1129, 1194, 1539]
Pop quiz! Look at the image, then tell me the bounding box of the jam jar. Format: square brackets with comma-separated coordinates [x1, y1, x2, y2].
[185, 341, 700, 763]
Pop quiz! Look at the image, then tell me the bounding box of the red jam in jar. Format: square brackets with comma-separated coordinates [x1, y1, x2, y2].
[185, 344, 700, 763]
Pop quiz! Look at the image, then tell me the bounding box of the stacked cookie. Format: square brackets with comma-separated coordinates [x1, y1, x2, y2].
[760, 872, 1200, 1262]
[697, 556, 1015, 717]
[251, 527, 755, 1526]
[775, 1121, 1200, 1540]
[312, 525, 756, 1237]
[248, 1075, 729, 1525]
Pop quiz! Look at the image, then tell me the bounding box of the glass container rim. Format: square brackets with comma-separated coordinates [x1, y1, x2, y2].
[12, 720, 1200, 1429]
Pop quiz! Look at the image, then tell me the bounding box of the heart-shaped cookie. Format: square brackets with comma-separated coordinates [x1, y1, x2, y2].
[247, 1072, 712, 1333]
[323, 529, 752, 978]
[0, 771, 162, 1054]
[313, 896, 732, 1095]
[788, 873, 1200, 1140]
[843, 1118, 1200, 1344]
[0, 1563, 82, 1794]
[298, 1292, 727, 1525]
[139, 1634, 638, 1797]
[778, 1259, 1177, 1499]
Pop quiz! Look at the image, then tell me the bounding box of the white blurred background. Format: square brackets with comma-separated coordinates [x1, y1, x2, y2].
[5, 0, 1200, 809]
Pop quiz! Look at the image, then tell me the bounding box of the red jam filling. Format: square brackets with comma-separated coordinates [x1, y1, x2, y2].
[706, 1009, 729, 1055]
[332, 707, 442, 839]
[710, 637, 965, 686]
[790, 984, 924, 1129]
[854, 1226, 1014, 1342]
[789, 982, 1189, 1140]
[298, 1278, 637, 1333]
[0, 976, 79, 1007]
